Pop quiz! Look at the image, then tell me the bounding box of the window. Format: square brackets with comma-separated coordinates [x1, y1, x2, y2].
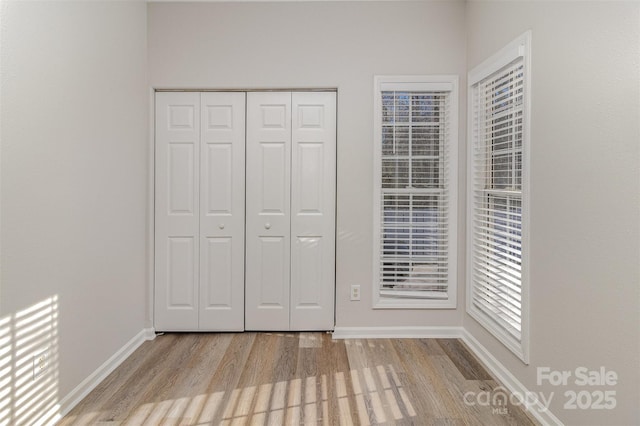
[373, 76, 458, 309]
[467, 32, 531, 362]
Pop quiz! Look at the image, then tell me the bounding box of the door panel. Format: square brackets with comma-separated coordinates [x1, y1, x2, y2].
[290, 92, 336, 330]
[294, 237, 323, 304]
[168, 143, 196, 215]
[205, 143, 232, 214]
[167, 237, 197, 306]
[258, 236, 288, 305]
[245, 92, 292, 330]
[155, 92, 200, 331]
[260, 143, 288, 213]
[203, 237, 232, 305]
[296, 143, 324, 213]
[199, 92, 245, 331]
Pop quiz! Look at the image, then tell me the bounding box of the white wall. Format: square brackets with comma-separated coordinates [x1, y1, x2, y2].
[466, 2, 640, 425]
[0, 1, 148, 423]
[148, 0, 467, 328]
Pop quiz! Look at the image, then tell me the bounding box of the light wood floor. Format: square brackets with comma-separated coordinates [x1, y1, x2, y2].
[59, 333, 538, 425]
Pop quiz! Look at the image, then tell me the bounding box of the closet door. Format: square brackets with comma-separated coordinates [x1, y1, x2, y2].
[245, 92, 292, 330]
[290, 92, 336, 330]
[155, 92, 246, 331]
[246, 91, 336, 331]
[155, 92, 200, 330]
[156, 90, 335, 332]
[199, 93, 246, 330]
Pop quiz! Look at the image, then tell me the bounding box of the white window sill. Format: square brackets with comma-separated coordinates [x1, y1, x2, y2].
[374, 296, 456, 310]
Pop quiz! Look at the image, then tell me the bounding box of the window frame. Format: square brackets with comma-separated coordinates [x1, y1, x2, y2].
[467, 32, 531, 363]
[373, 75, 458, 309]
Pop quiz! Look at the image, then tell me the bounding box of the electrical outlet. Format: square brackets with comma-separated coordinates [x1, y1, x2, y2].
[33, 350, 48, 380]
[350, 285, 361, 301]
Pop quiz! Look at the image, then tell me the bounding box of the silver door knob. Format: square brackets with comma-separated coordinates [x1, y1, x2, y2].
[265, 223, 271, 229]
[218, 223, 225, 229]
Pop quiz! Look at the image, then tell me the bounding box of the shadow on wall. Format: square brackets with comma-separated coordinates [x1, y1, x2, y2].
[0, 296, 59, 426]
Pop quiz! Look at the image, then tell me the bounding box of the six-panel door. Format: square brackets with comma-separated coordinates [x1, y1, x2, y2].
[290, 92, 336, 330]
[199, 93, 246, 331]
[155, 92, 200, 330]
[245, 92, 293, 330]
[155, 91, 335, 331]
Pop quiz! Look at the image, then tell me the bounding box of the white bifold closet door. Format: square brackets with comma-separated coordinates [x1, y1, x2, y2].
[245, 92, 336, 331]
[155, 92, 246, 331]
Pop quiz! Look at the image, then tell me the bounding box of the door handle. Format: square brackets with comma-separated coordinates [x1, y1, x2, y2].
[218, 223, 225, 229]
[265, 223, 271, 230]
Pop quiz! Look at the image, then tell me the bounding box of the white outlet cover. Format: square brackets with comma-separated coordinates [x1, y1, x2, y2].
[33, 350, 48, 380]
[351, 285, 361, 301]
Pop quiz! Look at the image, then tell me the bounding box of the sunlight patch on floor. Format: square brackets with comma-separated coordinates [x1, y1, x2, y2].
[67, 362, 417, 425]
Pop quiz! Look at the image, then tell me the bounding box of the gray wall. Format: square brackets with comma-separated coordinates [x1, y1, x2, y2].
[466, 2, 640, 425]
[148, 0, 468, 329]
[0, 1, 148, 421]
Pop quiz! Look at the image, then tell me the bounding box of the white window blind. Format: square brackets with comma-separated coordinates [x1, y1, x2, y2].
[468, 32, 530, 362]
[374, 76, 457, 308]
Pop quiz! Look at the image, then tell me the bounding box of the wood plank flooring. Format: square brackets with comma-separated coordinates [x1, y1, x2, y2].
[58, 333, 538, 425]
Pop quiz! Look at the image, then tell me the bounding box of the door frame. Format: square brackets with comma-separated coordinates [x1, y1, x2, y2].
[148, 88, 339, 332]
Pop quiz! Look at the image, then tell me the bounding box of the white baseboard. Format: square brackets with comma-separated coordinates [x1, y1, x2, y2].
[48, 327, 156, 424]
[332, 326, 464, 339]
[461, 329, 563, 426]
